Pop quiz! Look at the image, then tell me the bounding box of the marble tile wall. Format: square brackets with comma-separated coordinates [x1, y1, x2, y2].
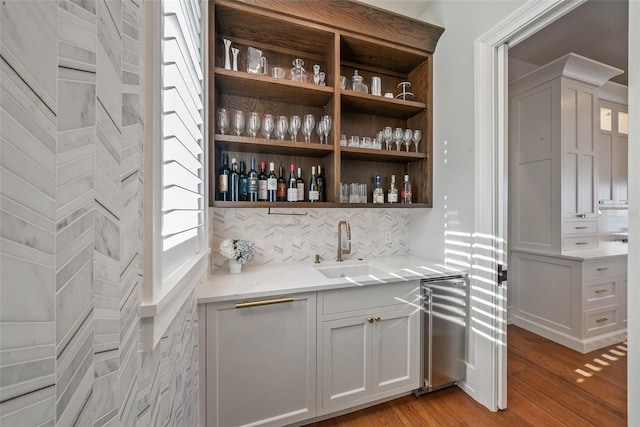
[210, 207, 410, 269]
[0, 1, 201, 425]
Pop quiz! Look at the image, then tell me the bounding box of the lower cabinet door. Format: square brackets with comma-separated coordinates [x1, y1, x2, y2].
[205, 293, 316, 427]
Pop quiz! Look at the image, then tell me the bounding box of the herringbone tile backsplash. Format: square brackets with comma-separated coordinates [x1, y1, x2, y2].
[210, 207, 410, 269]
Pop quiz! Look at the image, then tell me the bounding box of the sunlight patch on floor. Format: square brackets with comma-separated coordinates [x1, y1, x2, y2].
[575, 343, 627, 383]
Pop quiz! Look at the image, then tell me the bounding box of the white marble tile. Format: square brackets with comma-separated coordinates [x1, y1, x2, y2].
[55, 241, 92, 291]
[57, 81, 96, 132]
[56, 326, 92, 398]
[58, 5, 97, 54]
[0, 343, 54, 366]
[56, 173, 94, 214]
[0, 385, 54, 426]
[58, 127, 95, 156]
[56, 207, 94, 254]
[0, 254, 55, 322]
[55, 358, 93, 426]
[0, 110, 56, 176]
[0, 359, 55, 402]
[94, 251, 119, 283]
[55, 260, 93, 348]
[0, 238, 55, 269]
[59, 0, 96, 23]
[0, 210, 55, 255]
[95, 208, 120, 260]
[1, 0, 57, 110]
[58, 152, 95, 189]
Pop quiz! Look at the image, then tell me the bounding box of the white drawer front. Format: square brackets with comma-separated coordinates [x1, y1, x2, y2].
[583, 259, 627, 279]
[564, 220, 597, 235]
[320, 282, 418, 317]
[584, 305, 619, 337]
[584, 280, 618, 307]
[563, 236, 598, 250]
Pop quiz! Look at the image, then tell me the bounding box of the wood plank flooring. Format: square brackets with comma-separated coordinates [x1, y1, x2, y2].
[306, 325, 627, 426]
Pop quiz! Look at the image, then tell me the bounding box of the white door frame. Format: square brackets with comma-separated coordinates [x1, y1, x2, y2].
[473, 0, 586, 411]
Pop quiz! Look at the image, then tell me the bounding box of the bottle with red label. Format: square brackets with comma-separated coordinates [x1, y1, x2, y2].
[401, 174, 412, 204]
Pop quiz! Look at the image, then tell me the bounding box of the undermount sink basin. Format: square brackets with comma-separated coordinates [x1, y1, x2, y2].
[314, 261, 389, 279]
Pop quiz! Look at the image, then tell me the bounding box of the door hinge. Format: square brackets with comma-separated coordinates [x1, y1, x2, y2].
[497, 264, 507, 286]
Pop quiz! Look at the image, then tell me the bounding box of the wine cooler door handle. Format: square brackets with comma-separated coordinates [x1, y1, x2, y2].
[425, 287, 433, 389]
[235, 297, 295, 309]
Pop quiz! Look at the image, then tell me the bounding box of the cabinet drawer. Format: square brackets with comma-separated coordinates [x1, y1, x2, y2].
[564, 220, 597, 235]
[562, 236, 598, 250]
[584, 280, 618, 307]
[320, 282, 419, 317]
[584, 305, 619, 337]
[583, 259, 627, 279]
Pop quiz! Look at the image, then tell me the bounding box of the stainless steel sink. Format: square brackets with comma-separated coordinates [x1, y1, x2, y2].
[314, 261, 388, 279]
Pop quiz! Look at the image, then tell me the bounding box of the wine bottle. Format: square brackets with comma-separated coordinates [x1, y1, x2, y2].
[296, 167, 305, 202]
[218, 153, 230, 201]
[267, 162, 277, 202]
[248, 158, 258, 202]
[277, 165, 287, 201]
[309, 166, 319, 202]
[316, 164, 325, 202]
[373, 175, 384, 203]
[387, 174, 398, 203]
[239, 160, 248, 201]
[258, 161, 268, 201]
[230, 158, 240, 201]
[401, 174, 412, 204]
[287, 164, 298, 202]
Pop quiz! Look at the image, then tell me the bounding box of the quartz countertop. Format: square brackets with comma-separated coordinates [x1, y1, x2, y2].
[197, 256, 467, 304]
[513, 241, 628, 261]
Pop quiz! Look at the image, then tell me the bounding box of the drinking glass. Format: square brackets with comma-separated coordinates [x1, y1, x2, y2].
[403, 129, 412, 152]
[232, 110, 245, 136]
[412, 129, 422, 153]
[383, 126, 392, 150]
[289, 115, 301, 142]
[321, 115, 332, 145]
[261, 113, 274, 139]
[316, 119, 326, 144]
[393, 127, 403, 151]
[275, 115, 288, 141]
[247, 112, 260, 138]
[303, 114, 315, 143]
[217, 108, 229, 135]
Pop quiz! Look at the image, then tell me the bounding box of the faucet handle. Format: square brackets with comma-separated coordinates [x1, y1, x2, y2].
[314, 254, 323, 264]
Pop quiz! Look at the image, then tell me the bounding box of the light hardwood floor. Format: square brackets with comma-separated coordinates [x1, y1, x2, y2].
[306, 325, 627, 426]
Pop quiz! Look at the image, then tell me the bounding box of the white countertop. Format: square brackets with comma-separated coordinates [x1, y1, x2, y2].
[513, 241, 628, 261]
[197, 256, 467, 304]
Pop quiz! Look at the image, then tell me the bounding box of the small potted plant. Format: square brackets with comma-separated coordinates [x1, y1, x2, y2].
[219, 238, 255, 274]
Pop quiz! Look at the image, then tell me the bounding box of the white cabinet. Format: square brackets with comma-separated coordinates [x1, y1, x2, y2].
[511, 250, 627, 353]
[598, 100, 628, 207]
[509, 53, 622, 253]
[203, 293, 316, 427]
[316, 282, 420, 415]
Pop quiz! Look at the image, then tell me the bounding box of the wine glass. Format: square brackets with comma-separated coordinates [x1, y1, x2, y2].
[316, 119, 326, 144]
[275, 115, 288, 141]
[383, 126, 392, 150]
[217, 108, 229, 135]
[247, 112, 260, 138]
[232, 110, 245, 136]
[403, 129, 412, 152]
[412, 129, 422, 153]
[289, 115, 301, 142]
[303, 114, 315, 143]
[393, 127, 403, 151]
[262, 113, 274, 139]
[321, 115, 332, 145]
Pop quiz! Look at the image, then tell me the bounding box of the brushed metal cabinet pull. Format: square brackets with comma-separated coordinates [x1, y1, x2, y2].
[576, 214, 587, 218]
[596, 317, 609, 323]
[368, 317, 374, 324]
[235, 297, 295, 309]
[575, 226, 588, 230]
[596, 267, 609, 271]
[576, 242, 589, 245]
[594, 289, 607, 294]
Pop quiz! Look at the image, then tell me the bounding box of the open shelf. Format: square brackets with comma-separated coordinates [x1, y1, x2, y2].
[340, 91, 426, 119]
[340, 146, 425, 162]
[212, 201, 429, 208]
[216, 134, 334, 157]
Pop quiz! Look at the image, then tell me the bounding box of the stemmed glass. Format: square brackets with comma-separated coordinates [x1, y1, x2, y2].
[275, 115, 288, 141]
[247, 112, 260, 138]
[403, 129, 413, 152]
[217, 108, 229, 135]
[321, 115, 332, 145]
[316, 119, 326, 144]
[232, 110, 245, 136]
[383, 126, 392, 150]
[393, 127, 403, 151]
[412, 129, 422, 153]
[289, 115, 301, 142]
[261, 114, 274, 139]
[302, 114, 315, 143]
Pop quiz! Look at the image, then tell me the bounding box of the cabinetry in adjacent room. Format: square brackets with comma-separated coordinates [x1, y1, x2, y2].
[209, 0, 443, 207]
[509, 53, 623, 253]
[316, 282, 420, 415]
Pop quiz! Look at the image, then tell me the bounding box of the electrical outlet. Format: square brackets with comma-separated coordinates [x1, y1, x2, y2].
[384, 231, 392, 244]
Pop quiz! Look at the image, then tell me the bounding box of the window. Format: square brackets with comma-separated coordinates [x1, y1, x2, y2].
[141, 0, 208, 351]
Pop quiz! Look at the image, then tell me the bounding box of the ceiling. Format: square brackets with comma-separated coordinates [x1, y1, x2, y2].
[509, 0, 628, 85]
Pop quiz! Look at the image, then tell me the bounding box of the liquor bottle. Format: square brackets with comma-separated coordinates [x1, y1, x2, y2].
[296, 167, 305, 202]
[239, 160, 248, 201]
[267, 162, 277, 202]
[248, 158, 259, 202]
[230, 158, 240, 201]
[373, 175, 384, 203]
[401, 174, 412, 204]
[277, 165, 287, 201]
[218, 153, 230, 201]
[287, 164, 298, 202]
[258, 161, 268, 201]
[317, 164, 325, 202]
[387, 174, 398, 204]
[309, 166, 319, 202]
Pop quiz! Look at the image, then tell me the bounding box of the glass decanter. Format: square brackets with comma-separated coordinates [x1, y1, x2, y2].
[290, 58, 307, 82]
[351, 70, 368, 94]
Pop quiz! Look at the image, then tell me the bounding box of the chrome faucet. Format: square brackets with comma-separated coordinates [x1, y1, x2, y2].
[337, 220, 351, 262]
